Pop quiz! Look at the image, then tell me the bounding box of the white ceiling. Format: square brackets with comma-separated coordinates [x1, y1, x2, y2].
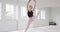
[0, 0, 60, 8]
[18, 0, 60, 8]
[37, 0, 60, 8]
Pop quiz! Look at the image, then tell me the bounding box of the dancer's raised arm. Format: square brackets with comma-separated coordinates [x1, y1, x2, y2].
[33, 0, 36, 11]
[27, 0, 31, 10]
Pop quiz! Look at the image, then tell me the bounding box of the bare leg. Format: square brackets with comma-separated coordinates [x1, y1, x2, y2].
[24, 11, 40, 32]
[25, 18, 33, 32]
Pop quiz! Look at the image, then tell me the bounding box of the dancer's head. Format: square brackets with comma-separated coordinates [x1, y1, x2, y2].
[28, 5, 33, 11]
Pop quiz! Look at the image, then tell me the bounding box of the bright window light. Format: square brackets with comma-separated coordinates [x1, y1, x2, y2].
[41, 10, 45, 19]
[15, 6, 18, 20]
[6, 4, 14, 19]
[35, 9, 46, 19]
[21, 6, 27, 17]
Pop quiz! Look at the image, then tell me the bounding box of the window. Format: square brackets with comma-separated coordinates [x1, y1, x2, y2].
[0, 3, 2, 20]
[5, 4, 14, 19]
[5, 4, 18, 20]
[35, 9, 40, 19]
[35, 9, 45, 19]
[21, 6, 27, 17]
[41, 10, 45, 19]
[15, 6, 18, 20]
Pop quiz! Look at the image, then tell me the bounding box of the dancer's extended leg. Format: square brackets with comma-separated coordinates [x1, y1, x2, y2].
[25, 18, 33, 32]
[25, 11, 40, 32]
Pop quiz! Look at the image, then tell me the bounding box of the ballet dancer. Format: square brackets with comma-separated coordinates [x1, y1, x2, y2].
[25, 0, 40, 32]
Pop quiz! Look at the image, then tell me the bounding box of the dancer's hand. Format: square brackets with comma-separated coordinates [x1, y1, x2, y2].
[34, 0, 36, 2]
[29, 0, 31, 2]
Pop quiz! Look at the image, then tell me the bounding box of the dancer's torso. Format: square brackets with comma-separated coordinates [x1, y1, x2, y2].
[27, 11, 33, 17]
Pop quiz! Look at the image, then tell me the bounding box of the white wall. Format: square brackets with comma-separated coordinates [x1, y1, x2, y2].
[32, 8, 50, 28]
[50, 7, 60, 26]
[0, 0, 17, 32]
[37, 0, 60, 8]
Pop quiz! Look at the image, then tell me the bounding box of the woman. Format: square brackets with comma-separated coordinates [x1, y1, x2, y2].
[25, 0, 39, 32]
